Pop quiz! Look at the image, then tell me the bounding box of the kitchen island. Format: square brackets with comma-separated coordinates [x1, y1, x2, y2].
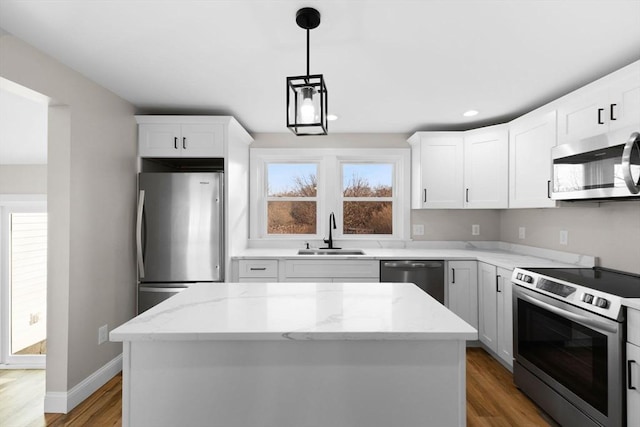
[110, 282, 477, 427]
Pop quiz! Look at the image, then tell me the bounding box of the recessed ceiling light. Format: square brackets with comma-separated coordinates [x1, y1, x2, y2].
[463, 110, 479, 117]
[327, 114, 338, 121]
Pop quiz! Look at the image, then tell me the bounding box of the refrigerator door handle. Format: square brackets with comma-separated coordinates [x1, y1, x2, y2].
[136, 190, 146, 279]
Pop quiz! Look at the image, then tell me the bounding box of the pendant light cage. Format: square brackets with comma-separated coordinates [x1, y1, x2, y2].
[286, 7, 328, 136]
[287, 74, 328, 135]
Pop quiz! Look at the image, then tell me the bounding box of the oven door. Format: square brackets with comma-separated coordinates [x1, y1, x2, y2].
[513, 285, 624, 427]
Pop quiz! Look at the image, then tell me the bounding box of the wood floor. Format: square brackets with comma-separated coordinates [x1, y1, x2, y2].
[1, 348, 553, 426]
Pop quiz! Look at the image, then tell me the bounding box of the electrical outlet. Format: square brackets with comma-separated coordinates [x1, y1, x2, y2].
[413, 224, 425, 236]
[559, 230, 568, 245]
[518, 227, 526, 239]
[472, 224, 480, 236]
[98, 324, 108, 345]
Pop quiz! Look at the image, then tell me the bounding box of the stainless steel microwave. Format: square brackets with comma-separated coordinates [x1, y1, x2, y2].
[552, 126, 640, 200]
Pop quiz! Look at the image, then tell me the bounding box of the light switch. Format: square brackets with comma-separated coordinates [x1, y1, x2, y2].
[472, 224, 480, 236]
[518, 227, 526, 239]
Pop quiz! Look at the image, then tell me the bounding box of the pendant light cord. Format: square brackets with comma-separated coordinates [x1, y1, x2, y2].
[306, 28, 310, 78]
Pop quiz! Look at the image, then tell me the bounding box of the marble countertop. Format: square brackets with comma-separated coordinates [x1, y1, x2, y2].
[233, 246, 594, 271]
[623, 299, 640, 311]
[110, 282, 478, 342]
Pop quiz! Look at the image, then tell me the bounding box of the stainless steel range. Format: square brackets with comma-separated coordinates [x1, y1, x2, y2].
[512, 267, 640, 427]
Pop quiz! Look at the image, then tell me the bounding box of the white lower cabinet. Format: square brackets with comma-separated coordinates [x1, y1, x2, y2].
[495, 268, 513, 366]
[478, 262, 514, 367]
[446, 261, 478, 329]
[237, 259, 278, 282]
[627, 308, 640, 426]
[283, 259, 380, 282]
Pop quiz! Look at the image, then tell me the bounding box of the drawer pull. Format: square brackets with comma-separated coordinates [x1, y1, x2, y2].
[250, 267, 267, 271]
[629, 360, 637, 390]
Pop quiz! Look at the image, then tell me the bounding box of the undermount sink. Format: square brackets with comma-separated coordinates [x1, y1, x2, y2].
[297, 249, 366, 256]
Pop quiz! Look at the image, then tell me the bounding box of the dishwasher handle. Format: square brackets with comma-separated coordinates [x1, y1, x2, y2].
[382, 261, 443, 269]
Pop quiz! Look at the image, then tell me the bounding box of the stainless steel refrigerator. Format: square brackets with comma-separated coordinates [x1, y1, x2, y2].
[136, 172, 223, 313]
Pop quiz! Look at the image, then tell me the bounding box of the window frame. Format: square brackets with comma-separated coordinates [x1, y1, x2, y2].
[265, 161, 321, 237]
[338, 160, 395, 237]
[250, 148, 410, 241]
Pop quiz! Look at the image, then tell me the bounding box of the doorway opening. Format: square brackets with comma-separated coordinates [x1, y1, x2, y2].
[0, 206, 47, 367]
[0, 78, 48, 369]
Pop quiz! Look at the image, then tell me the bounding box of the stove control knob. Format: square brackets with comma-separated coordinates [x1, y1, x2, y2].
[523, 275, 534, 284]
[594, 297, 609, 309]
[516, 273, 523, 280]
[581, 293, 594, 304]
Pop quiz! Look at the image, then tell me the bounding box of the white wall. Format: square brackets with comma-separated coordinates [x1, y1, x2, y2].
[0, 165, 47, 194]
[0, 33, 137, 404]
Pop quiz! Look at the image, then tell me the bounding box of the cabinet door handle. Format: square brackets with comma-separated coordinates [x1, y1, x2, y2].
[250, 267, 267, 271]
[547, 180, 551, 199]
[629, 360, 637, 390]
[610, 103, 617, 121]
[597, 108, 605, 125]
[183, 137, 187, 149]
[174, 137, 178, 149]
[466, 188, 469, 203]
[451, 268, 456, 284]
[423, 188, 427, 203]
[496, 275, 501, 293]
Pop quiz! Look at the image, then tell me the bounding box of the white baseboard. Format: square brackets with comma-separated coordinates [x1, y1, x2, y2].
[44, 353, 122, 414]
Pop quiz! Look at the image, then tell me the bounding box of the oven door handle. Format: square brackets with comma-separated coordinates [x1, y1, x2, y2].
[519, 293, 618, 334]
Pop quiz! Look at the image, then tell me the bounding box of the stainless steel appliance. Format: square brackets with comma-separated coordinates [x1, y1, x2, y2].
[136, 172, 223, 313]
[380, 260, 444, 304]
[552, 126, 640, 201]
[512, 267, 640, 427]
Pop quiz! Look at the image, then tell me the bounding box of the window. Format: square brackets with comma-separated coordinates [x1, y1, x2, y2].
[251, 149, 409, 240]
[266, 163, 318, 235]
[341, 163, 393, 235]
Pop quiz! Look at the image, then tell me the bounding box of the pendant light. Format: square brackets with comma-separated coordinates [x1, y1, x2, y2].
[286, 7, 328, 135]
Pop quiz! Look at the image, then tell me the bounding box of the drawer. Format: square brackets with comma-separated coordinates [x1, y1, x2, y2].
[629, 308, 640, 346]
[285, 260, 379, 279]
[238, 260, 278, 278]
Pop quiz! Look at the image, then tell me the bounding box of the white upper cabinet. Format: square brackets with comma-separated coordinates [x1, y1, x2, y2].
[409, 132, 464, 208]
[137, 116, 225, 158]
[508, 110, 557, 208]
[463, 125, 509, 209]
[557, 61, 640, 145]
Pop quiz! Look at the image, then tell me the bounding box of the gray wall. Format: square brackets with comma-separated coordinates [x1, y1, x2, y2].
[251, 132, 410, 149]
[411, 209, 501, 241]
[253, 132, 639, 273]
[0, 164, 47, 193]
[0, 34, 137, 394]
[500, 202, 640, 274]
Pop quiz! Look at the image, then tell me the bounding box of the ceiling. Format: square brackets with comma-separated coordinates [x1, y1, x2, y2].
[0, 0, 639, 135]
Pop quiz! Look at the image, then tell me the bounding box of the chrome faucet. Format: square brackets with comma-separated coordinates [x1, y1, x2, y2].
[322, 212, 340, 249]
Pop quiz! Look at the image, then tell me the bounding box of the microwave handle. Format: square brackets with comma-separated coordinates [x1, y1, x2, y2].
[622, 132, 640, 194]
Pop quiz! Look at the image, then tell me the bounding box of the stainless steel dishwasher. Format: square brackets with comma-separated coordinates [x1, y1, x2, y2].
[380, 260, 445, 304]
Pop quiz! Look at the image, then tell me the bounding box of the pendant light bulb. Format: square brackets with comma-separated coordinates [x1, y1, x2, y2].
[300, 86, 316, 124]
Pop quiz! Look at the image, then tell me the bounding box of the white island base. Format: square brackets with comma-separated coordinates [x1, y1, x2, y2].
[112, 283, 477, 427]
